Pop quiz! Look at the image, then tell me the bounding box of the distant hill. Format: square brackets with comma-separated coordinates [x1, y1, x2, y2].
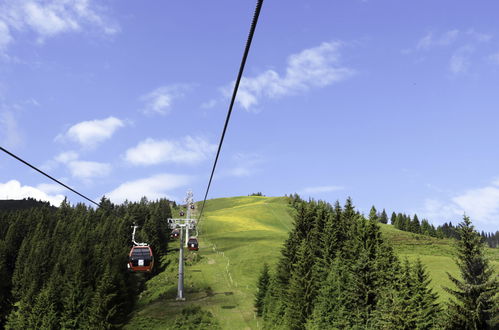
[125, 196, 498, 329]
[0, 198, 54, 212]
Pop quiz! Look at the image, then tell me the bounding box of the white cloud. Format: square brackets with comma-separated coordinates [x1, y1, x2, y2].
[201, 99, 217, 109]
[67, 160, 111, 179]
[0, 111, 23, 148]
[55, 150, 79, 163]
[140, 85, 191, 116]
[226, 152, 263, 177]
[58, 116, 124, 148]
[449, 46, 473, 74]
[488, 52, 499, 65]
[24, 1, 79, 37]
[0, 0, 119, 50]
[221, 41, 354, 110]
[106, 173, 191, 203]
[0, 20, 13, 50]
[416, 30, 459, 50]
[125, 136, 216, 166]
[36, 182, 66, 194]
[301, 185, 344, 194]
[51, 150, 110, 180]
[420, 179, 499, 228]
[0, 179, 64, 206]
[466, 29, 492, 43]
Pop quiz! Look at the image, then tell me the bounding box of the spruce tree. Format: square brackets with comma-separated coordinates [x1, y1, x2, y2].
[369, 205, 378, 222]
[411, 259, 440, 329]
[444, 216, 498, 329]
[390, 212, 397, 225]
[255, 263, 270, 317]
[379, 209, 388, 224]
[283, 238, 317, 330]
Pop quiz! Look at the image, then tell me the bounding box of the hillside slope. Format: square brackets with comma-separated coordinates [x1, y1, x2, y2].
[126, 196, 499, 329]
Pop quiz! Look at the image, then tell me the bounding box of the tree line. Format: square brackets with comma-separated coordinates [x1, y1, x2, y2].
[0, 197, 172, 329]
[365, 205, 498, 248]
[255, 196, 498, 329]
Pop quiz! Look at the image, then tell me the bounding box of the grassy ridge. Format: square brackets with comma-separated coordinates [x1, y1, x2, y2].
[126, 196, 499, 329]
[381, 223, 499, 301]
[126, 196, 295, 329]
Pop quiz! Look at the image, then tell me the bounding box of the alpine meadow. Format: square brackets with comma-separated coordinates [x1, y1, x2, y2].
[1, 1, 499, 329]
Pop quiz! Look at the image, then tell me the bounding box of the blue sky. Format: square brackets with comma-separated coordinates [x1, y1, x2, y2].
[1, 0, 499, 232]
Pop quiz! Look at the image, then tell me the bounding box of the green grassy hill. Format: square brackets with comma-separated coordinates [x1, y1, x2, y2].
[125, 196, 499, 329]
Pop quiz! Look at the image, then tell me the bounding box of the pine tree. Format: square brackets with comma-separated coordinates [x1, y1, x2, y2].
[283, 240, 316, 330]
[255, 263, 270, 317]
[379, 209, 388, 224]
[410, 214, 421, 234]
[411, 259, 440, 329]
[444, 216, 498, 329]
[307, 257, 358, 329]
[369, 206, 378, 222]
[390, 212, 397, 225]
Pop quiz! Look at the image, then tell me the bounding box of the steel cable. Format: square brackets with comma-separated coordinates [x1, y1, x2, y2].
[198, 0, 264, 221]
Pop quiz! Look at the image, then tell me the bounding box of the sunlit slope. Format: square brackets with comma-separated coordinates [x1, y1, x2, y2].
[125, 196, 295, 329]
[126, 196, 499, 329]
[380, 223, 499, 302]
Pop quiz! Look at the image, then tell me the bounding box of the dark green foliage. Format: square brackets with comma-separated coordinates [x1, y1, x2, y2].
[410, 214, 421, 234]
[373, 259, 440, 329]
[172, 306, 220, 329]
[255, 263, 270, 317]
[390, 211, 397, 225]
[411, 259, 441, 329]
[480, 230, 499, 248]
[379, 209, 388, 224]
[0, 198, 52, 212]
[0, 197, 173, 329]
[369, 205, 378, 222]
[444, 216, 498, 329]
[258, 198, 443, 329]
[283, 239, 316, 330]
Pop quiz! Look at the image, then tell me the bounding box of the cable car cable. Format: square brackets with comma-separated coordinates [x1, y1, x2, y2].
[198, 0, 264, 221]
[0, 145, 101, 207]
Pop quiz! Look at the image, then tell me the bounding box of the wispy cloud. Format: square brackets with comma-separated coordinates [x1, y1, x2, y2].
[0, 0, 119, 51]
[226, 152, 263, 177]
[54, 150, 110, 180]
[36, 182, 66, 194]
[449, 46, 473, 75]
[106, 173, 191, 203]
[416, 30, 459, 51]
[125, 136, 216, 166]
[488, 51, 499, 65]
[407, 29, 494, 75]
[140, 84, 191, 116]
[67, 160, 111, 179]
[0, 179, 64, 206]
[420, 179, 499, 228]
[56, 116, 124, 148]
[0, 110, 23, 148]
[301, 185, 344, 194]
[0, 20, 13, 50]
[219, 41, 354, 111]
[55, 150, 79, 163]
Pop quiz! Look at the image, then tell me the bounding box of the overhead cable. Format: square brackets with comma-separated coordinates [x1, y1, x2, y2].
[0, 146, 101, 207]
[198, 0, 264, 220]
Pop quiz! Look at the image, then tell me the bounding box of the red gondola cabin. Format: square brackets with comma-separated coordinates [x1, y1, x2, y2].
[128, 246, 154, 272]
[170, 228, 180, 239]
[187, 237, 199, 251]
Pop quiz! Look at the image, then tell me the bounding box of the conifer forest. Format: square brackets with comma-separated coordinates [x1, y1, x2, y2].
[1, 1, 499, 329]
